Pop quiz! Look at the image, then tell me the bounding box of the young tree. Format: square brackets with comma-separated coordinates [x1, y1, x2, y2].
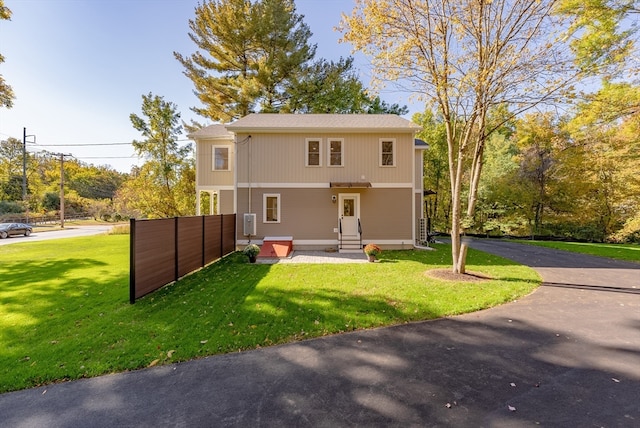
[128, 93, 193, 217]
[174, 0, 315, 122]
[0, 137, 23, 182]
[341, 0, 578, 273]
[512, 112, 569, 237]
[0, 0, 14, 108]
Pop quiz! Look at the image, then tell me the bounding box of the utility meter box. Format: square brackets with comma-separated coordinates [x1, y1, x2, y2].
[243, 213, 256, 236]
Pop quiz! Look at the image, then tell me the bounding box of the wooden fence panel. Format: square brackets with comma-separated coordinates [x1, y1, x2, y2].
[131, 218, 176, 302]
[204, 215, 222, 265]
[130, 214, 236, 303]
[177, 217, 204, 278]
[222, 214, 236, 255]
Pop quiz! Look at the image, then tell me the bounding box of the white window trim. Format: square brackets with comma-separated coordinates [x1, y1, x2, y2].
[379, 138, 396, 167]
[328, 138, 344, 167]
[212, 145, 230, 171]
[305, 138, 322, 167]
[263, 193, 281, 223]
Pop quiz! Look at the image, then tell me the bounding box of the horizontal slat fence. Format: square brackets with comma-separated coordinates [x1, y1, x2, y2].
[130, 214, 236, 303]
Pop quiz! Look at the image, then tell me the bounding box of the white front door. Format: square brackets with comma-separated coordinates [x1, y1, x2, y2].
[339, 193, 360, 237]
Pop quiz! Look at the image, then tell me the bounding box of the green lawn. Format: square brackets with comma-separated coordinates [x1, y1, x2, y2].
[0, 235, 540, 393]
[512, 240, 640, 263]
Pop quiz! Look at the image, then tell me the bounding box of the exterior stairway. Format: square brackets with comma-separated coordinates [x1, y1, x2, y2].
[339, 235, 362, 253]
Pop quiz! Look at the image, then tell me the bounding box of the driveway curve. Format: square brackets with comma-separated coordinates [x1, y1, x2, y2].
[1, 240, 638, 427]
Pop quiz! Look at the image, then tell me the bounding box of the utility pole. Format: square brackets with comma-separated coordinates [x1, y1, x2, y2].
[22, 128, 36, 221]
[57, 153, 72, 228]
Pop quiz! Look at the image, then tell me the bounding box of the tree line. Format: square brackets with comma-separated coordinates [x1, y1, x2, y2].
[417, 82, 640, 244]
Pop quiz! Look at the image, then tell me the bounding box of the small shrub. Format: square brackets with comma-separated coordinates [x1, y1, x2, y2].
[243, 244, 260, 257]
[364, 243, 382, 257]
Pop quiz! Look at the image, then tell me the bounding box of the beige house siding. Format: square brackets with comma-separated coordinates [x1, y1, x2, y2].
[415, 148, 424, 188]
[234, 133, 414, 185]
[196, 141, 235, 187]
[359, 188, 413, 241]
[236, 187, 412, 247]
[219, 189, 235, 215]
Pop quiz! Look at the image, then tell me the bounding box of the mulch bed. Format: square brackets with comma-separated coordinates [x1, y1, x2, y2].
[425, 269, 492, 282]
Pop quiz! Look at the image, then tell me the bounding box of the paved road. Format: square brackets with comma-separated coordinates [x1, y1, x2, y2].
[0, 239, 638, 427]
[0, 225, 113, 246]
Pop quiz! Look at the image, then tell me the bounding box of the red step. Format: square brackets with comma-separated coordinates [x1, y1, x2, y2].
[258, 236, 293, 258]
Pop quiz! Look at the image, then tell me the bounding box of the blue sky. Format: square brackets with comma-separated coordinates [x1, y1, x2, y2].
[0, 0, 417, 173]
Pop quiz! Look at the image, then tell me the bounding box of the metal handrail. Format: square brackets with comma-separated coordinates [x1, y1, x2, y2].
[358, 219, 362, 249]
[339, 218, 342, 249]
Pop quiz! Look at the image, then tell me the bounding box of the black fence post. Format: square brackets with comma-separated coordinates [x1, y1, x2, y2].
[202, 215, 206, 267]
[220, 214, 225, 259]
[129, 218, 136, 304]
[174, 217, 179, 282]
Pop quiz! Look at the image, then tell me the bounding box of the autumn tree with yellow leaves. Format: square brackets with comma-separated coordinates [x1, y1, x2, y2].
[340, 0, 578, 273]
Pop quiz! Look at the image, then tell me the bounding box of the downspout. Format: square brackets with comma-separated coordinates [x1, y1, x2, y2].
[247, 135, 252, 214]
[247, 135, 252, 243]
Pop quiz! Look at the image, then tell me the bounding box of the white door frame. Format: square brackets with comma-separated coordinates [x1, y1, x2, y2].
[338, 193, 360, 238]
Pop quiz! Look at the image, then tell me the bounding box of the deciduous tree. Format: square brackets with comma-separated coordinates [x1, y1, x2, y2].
[341, 0, 577, 273]
[128, 93, 193, 217]
[0, 0, 14, 108]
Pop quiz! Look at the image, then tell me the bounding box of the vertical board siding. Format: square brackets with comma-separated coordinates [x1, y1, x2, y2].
[235, 133, 414, 185]
[197, 141, 235, 187]
[130, 214, 236, 303]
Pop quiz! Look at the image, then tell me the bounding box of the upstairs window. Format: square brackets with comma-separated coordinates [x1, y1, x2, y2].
[306, 138, 321, 166]
[213, 146, 230, 171]
[263, 194, 280, 223]
[380, 139, 396, 167]
[328, 138, 344, 167]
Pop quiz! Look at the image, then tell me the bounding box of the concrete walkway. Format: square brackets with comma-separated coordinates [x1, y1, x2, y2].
[1, 240, 639, 427]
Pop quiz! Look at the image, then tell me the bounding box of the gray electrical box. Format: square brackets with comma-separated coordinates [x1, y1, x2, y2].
[243, 213, 256, 236]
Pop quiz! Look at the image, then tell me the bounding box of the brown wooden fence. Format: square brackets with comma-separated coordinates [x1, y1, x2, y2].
[129, 214, 236, 303]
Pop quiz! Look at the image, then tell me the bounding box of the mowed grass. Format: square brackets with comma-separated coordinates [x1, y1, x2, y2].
[512, 240, 640, 263]
[0, 236, 540, 393]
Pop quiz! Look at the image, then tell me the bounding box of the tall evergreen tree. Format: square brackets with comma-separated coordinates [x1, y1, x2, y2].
[174, 0, 315, 122]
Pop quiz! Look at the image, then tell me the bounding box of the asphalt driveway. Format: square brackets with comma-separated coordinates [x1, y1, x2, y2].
[0, 225, 113, 246]
[1, 239, 638, 427]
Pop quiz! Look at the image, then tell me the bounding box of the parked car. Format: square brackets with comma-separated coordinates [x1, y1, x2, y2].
[0, 223, 33, 239]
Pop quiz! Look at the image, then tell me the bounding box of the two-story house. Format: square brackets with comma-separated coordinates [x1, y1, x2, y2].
[190, 113, 426, 253]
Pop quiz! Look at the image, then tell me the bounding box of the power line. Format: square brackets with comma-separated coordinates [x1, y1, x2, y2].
[22, 138, 192, 147]
[74, 156, 139, 159]
[33, 142, 132, 147]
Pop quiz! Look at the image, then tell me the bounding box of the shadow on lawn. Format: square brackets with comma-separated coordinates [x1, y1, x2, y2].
[132, 252, 419, 355]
